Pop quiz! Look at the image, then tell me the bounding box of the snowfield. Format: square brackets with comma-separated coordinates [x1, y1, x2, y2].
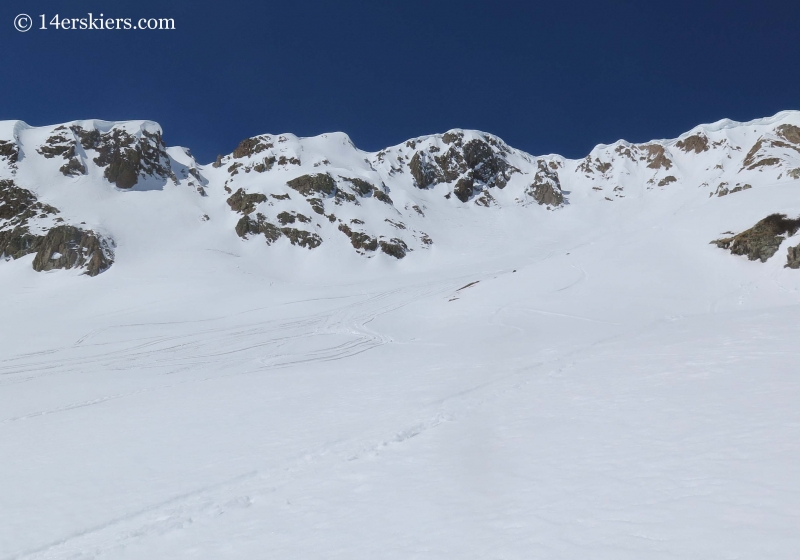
[1, 113, 800, 559]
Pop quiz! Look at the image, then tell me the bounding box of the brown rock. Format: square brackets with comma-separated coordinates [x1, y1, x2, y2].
[712, 213, 800, 263]
[527, 161, 564, 206]
[675, 133, 709, 154]
[776, 124, 800, 145]
[286, 173, 336, 197]
[786, 243, 800, 269]
[226, 188, 267, 214]
[31, 225, 114, 277]
[338, 223, 378, 252]
[232, 137, 273, 159]
[638, 144, 673, 170]
[0, 140, 19, 165]
[379, 238, 408, 259]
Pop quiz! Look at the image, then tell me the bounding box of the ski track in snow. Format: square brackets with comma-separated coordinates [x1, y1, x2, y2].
[5, 260, 800, 558]
[0, 278, 461, 388]
[2, 358, 582, 559]
[0, 278, 489, 559]
[0, 265, 611, 560]
[1, 269, 522, 427]
[2, 305, 647, 560]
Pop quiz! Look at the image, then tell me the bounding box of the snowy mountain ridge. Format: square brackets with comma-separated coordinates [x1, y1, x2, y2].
[3, 111, 800, 276]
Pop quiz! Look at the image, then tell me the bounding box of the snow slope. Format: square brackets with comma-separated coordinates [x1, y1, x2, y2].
[1, 113, 800, 559]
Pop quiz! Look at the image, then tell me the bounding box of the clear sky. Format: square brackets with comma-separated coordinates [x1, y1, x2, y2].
[1, 0, 798, 163]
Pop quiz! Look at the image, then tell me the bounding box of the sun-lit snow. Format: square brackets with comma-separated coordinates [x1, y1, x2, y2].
[1, 112, 800, 559]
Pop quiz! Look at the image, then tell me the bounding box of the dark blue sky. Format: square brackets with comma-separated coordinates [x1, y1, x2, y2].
[1, 0, 798, 163]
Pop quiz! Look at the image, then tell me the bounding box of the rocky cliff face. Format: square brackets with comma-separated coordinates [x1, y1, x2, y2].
[35, 122, 174, 188]
[0, 180, 113, 276]
[712, 214, 800, 265]
[2, 112, 800, 276]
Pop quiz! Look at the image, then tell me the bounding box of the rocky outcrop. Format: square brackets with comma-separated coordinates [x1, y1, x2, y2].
[0, 180, 113, 275]
[281, 227, 323, 249]
[527, 161, 564, 207]
[473, 189, 496, 207]
[712, 183, 752, 197]
[409, 152, 443, 189]
[235, 213, 282, 243]
[0, 180, 58, 224]
[0, 226, 41, 261]
[0, 180, 55, 260]
[307, 198, 325, 215]
[60, 157, 87, 177]
[287, 173, 336, 197]
[227, 188, 267, 214]
[776, 124, 800, 145]
[712, 214, 800, 263]
[72, 126, 173, 189]
[338, 223, 378, 253]
[37, 127, 76, 159]
[786, 243, 800, 269]
[638, 144, 673, 170]
[378, 238, 408, 259]
[0, 139, 19, 167]
[0, 180, 61, 260]
[276, 211, 311, 225]
[342, 177, 374, 197]
[371, 188, 393, 205]
[36, 127, 86, 177]
[463, 138, 516, 189]
[339, 177, 393, 204]
[235, 213, 322, 249]
[229, 172, 415, 256]
[576, 141, 679, 192]
[406, 133, 519, 201]
[675, 133, 709, 154]
[741, 131, 800, 172]
[232, 136, 274, 159]
[212, 134, 309, 177]
[452, 177, 474, 202]
[282, 174, 389, 211]
[31, 225, 114, 276]
[577, 156, 612, 175]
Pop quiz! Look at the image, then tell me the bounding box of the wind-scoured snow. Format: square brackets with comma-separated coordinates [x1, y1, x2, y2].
[1, 113, 800, 559]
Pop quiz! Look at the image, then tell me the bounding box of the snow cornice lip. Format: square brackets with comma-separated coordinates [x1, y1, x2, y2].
[6, 109, 800, 165]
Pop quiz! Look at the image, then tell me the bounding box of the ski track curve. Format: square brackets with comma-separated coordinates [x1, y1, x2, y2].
[2, 308, 651, 560]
